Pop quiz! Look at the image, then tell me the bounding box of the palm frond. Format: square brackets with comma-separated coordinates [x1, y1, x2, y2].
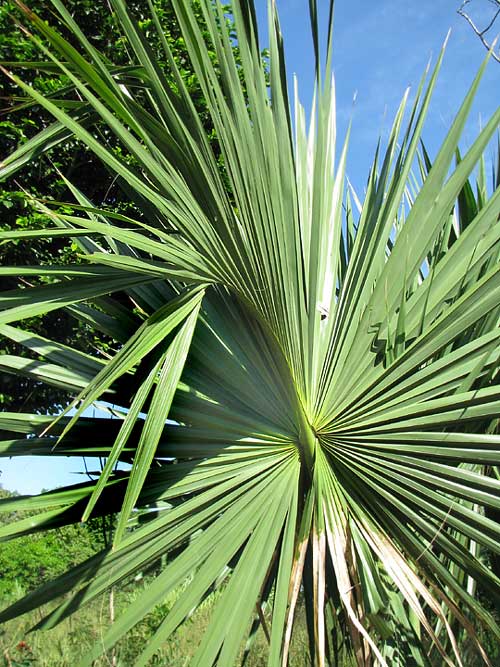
[1, 0, 500, 665]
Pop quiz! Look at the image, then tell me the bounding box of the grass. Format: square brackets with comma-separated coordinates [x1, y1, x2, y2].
[0, 580, 320, 666]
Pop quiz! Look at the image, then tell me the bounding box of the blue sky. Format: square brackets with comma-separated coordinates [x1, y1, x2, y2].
[2, 0, 499, 495]
[256, 0, 499, 187]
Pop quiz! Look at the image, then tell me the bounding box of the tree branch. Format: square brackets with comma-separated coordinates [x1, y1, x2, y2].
[457, 0, 500, 63]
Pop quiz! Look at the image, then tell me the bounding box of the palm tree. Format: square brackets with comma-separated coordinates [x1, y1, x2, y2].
[1, 1, 500, 665]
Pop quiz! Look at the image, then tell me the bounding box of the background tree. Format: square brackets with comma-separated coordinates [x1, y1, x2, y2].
[0, 0, 236, 413]
[0, 487, 108, 596]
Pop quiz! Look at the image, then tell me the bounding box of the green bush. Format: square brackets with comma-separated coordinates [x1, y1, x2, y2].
[0, 488, 108, 597]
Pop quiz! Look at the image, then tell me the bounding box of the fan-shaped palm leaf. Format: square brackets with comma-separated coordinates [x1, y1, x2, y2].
[1, 1, 500, 665]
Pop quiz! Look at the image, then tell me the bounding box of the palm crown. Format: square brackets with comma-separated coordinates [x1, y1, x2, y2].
[1, 1, 500, 665]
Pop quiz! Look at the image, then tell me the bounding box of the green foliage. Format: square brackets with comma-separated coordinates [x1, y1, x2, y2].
[0, 584, 314, 667]
[0, 0, 234, 413]
[0, 488, 108, 597]
[0, 0, 117, 412]
[0, 1, 500, 666]
[0, 489, 311, 666]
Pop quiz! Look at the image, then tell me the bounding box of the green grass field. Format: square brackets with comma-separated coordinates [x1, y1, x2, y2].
[0, 582, 319, 666]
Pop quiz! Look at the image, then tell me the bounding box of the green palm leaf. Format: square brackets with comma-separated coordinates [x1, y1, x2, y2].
[1, 0, 500, 665]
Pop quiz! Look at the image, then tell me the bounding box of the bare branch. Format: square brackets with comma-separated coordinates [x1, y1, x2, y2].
[481, 1, 500, 33]
[458, 0, 500, 62]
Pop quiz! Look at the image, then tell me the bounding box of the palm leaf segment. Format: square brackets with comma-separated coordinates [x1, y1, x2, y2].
[1, 0, 500, 664]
